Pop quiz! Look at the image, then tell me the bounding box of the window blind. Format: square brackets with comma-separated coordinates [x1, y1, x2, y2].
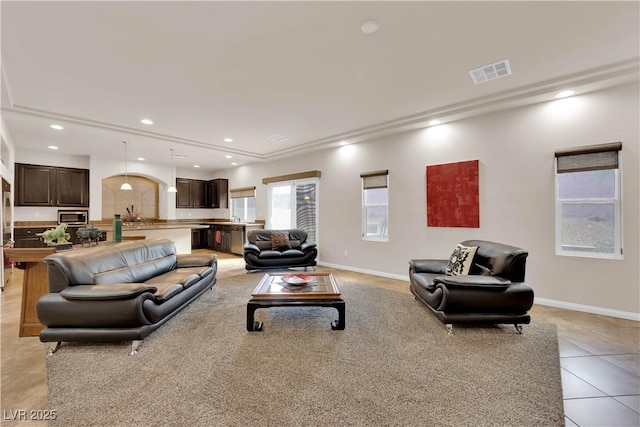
[361, 170, 389, 189]
[230, 186, 256, 199]
[555, 142, 621, 173]
[262, 170, 321, 184]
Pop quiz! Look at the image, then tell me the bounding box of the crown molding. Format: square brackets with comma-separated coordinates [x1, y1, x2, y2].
[2, 58, 638, 165]
[262, 58, 639, 160]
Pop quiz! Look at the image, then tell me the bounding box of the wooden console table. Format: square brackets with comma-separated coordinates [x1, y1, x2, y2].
[4, 248, 56, 337]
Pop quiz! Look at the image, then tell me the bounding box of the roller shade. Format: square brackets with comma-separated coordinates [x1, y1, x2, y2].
[555, 142, 621, 173]
[262, 170, 321, 184]
[361, 170, 388, 189]
[230, 186, 256, 199]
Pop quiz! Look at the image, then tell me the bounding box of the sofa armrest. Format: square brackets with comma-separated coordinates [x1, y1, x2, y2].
[409, 259, 448, 274]
[177, 253, 217, 268]
[299, 242, 317, 252]
[433, 275, 512, 290]
[60, 283, 158, 301]
[243, 242, 260, 254]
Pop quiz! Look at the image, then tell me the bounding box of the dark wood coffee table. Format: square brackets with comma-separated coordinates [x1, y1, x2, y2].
[247, 272, 345, 331]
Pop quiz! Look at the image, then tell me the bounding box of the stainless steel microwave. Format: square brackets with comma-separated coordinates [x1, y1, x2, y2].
[57, 210, 88, 226]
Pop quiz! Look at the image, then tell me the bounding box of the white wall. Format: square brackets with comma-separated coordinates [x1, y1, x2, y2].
[214, 82, 639, 318]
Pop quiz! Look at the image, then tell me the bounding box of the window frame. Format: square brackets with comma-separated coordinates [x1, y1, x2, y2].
[361, 170, 389, 242]
[230, 186, 256, 223]
[554, 143, 623, 259]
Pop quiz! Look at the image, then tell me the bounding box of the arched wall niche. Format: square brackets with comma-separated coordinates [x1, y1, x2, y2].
[102, 174, 159, 221]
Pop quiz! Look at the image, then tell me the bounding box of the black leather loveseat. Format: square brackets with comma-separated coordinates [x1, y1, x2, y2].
[409, 240, 534, 334]
[37, 238, 217, 354]
[243, 229, 317, 271]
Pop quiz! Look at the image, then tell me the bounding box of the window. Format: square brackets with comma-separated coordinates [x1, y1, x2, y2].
[230, 187, 256, 223]
[361, 170, 388, 242]
[555, 142, 622, 258]
[264, 172, 319, 244]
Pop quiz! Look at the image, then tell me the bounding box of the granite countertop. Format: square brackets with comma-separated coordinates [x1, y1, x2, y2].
[14, 223, 209, 230]
[198, 222, 264, 226]
[120, 223, 209, 231]
[14, 221, 264, 230]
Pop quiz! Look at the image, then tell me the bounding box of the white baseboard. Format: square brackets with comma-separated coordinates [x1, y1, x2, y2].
[319, 261, 640, 322]
[534, 297, 640, 322]
[318, 261, 408, 282]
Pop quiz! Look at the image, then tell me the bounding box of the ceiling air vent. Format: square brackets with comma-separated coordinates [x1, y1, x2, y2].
[267, 134, 288, 143]
[469, 59, 511, 84]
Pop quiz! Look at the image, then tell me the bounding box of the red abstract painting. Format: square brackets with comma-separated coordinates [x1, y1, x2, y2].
[426, 160, 479, 228]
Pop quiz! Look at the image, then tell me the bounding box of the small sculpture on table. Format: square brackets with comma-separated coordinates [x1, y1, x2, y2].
[37, 223, 73, 250]
[76, 224, 103, 246]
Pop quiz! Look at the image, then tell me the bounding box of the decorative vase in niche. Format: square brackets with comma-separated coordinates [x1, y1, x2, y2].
[113, 214, 122, 242]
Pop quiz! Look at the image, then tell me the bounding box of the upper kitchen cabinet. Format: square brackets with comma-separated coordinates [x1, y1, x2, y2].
[176, 178, 208, 208]
[208, 178, 228, 209]
[15, 163, 89, 207]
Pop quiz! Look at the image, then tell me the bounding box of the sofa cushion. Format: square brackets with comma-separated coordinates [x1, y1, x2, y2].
[146, 270, 200, 289]
[434, 275, 512, 290]
[271, 231, 291, 250]
[258, 250, 285, 258]
[60, 283, 158, 301]
[445, 243, 478, 276]
[281, 249, 305, 257]
[150, 282, 184, 302]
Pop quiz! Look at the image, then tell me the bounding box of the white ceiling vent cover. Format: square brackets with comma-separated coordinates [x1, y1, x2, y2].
[267, 134, 289, 143]
[469, 59, 512, 84]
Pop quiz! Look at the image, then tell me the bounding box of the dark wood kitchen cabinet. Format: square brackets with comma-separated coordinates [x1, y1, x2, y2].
[176, 178, 193, 208]
[15, 163, 89, 207]
[176, 178, 208, 208]
[207, 178, 228, 209]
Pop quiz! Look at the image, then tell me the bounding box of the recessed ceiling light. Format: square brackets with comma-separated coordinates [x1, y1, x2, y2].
[231, 162, 238, 166]
[224, 138, 233, 143]
[50, 124, 64, 130]
[140, 118, 154, 125]
[361, 19, 380, 34]
[48, 145, 59, 150]
[193, 165, 200, 168]
[137, 157, 145, 161]
[225, 155, 233, 159]
[428, 120, 441, 126]
[555, 90, 576, 98]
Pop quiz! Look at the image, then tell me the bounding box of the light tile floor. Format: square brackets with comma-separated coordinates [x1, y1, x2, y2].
[1, 252, 638, 426]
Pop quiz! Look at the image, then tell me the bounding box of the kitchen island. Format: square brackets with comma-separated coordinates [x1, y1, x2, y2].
[117, 224, 209, 254]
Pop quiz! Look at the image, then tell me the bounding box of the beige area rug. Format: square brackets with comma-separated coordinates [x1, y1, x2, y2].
[46, 273, 564, 426]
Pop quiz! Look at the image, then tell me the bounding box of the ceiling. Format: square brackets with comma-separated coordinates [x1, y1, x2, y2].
[2, 1, 638, 171]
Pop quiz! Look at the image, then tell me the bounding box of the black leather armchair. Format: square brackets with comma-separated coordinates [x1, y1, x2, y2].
[409, 240, 534, 334]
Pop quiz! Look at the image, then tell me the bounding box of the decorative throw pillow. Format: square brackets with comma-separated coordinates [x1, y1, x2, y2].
[445, 243, 478, 276]
[270, 231, 291, 250]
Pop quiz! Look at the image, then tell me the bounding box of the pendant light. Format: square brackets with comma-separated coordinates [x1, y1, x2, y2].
[167, 149, 177, 193]
[120, 141, 132, 190]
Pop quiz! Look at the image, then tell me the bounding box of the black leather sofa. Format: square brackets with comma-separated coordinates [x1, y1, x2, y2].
[243, 229, 317, 271]
[409, 240, 534, 334]
[37, 238, 217, 354]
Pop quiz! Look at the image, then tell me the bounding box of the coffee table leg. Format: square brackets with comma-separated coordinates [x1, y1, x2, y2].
[331, 299, 346, 330]
[246, 302, 263, 332]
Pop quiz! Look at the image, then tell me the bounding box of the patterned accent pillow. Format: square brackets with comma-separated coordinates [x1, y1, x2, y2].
[445, 243, 478, 276]
[270, 231, 291, 250]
